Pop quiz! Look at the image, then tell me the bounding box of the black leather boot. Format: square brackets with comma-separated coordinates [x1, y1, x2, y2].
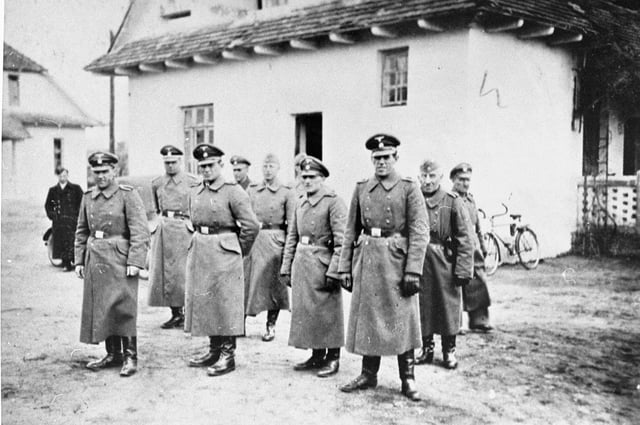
[442, 335, 458, 369]
[161, 307, 184, 329]
[86, 336, 123, 370]
[189, 336, 220, 367]
[207, 337, 236, 376]
[340, 356, 380, 392]
[416, 335, 435, 365]
[398, 350, 421, 401]
[293, 349, 326, 371]
[120, 337, 138, 377]
[317, 348, 340, 378]
[262, 310, 279, 342]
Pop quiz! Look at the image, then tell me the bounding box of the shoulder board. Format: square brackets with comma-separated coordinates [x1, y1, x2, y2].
[446, 191, 459, 198]
[326, 190, 337, 197]
[467, 192, 474, 199]
[151, 175, 163, 184]
[119, 184, 134, 191]
[402, 176, 415, 182]
[84, 188, 92, 194]
[248, 182, 259, 187]
[282, 183, 293, 189]
[356, 178, 368, 184]
[225, 181, 238, 186]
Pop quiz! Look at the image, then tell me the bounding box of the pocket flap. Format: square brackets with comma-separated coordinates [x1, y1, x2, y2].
[115, 240, 130, 256]
[219, 236, 242, 254]
[391, 237, 408, 255]
[185, 221, 195, 233]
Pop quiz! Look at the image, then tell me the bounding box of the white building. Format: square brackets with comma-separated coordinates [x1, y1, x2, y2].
[2, 43, 100, 201]
[86, 0, 640, 257]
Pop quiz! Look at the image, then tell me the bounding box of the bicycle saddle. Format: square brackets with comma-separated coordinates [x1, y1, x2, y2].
[510, 214, 522, 220]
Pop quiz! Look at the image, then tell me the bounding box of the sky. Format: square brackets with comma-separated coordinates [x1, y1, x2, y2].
[4, 0, 131, 148]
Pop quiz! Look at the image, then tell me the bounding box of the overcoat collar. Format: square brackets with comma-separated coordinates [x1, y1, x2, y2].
[303, 185, 333, 207]
[91, 181, 119, 199]
[365, 171, 401, 192]
[256, 178, 282, 193]
[199, 175, 226, 193]
[425, 187, 446, 209]
[165, 172, 183, 185]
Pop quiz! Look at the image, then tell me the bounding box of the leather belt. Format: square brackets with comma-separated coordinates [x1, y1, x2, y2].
[194, 225, 238, 235]
[162, 210, 189, 219]
[91, 230, 125, 239]
[260, 223, 286, 230]
[362, 227, 407, 238]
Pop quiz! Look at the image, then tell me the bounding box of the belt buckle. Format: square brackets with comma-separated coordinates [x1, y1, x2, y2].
[95, 230, 104, 239]
[201, 226, 209, 235]
[301, 236, 310, 245]
[371, 227, 382, 237]
[167, 211, 175, 218]
[259, 222, 264, 229]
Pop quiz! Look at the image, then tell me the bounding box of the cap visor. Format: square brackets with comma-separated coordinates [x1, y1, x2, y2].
[163, 156, 181, 162]
[198, 158, 219, 166]
[371, 148, 397, 157]
[91, 165, 112, 172]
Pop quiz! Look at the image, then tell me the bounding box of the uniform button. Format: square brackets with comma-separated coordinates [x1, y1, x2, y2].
[311, 221, 315, 225]
[435, 212, 439, 216]
[386, 219, 390, 224]
[387, 196, 390, 200]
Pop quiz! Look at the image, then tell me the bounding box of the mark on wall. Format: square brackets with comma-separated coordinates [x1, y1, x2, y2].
[479, 71, 507, 108]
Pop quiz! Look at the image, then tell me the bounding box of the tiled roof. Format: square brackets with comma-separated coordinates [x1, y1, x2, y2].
[2, 112, 31, 140]
[85, 0, 627, 73]
[3, 43, 46, 73]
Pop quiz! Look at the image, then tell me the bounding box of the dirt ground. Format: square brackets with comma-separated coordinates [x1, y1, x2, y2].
[2, 199, 639, 425]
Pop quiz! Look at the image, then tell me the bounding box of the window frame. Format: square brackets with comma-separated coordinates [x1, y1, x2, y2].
[380, 47, 409, 108]
[53, 138, 63, 174]
[181, 104, 214, 174]
[8, 74, 20, 106]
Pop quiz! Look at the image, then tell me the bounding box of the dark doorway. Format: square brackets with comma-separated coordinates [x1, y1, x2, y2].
[623, 117, 640, 176]
[295, 113, 322, 160]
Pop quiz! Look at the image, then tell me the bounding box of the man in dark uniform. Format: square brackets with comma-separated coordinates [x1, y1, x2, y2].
[450, 163, 493, 332]
[185, 144, 259, 376]
[45, 168, 84, 270]
[148, 145, 200, 329]
[280, 156, 347, 377]
[416, 160, 474, 370]
[245, 154, 295, 341]
[75, 152, 150, 377]
[230, 155, 252, 191]
[338, 134, 428, 401]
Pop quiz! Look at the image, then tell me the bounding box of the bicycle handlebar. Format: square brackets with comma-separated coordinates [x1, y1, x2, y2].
[490, 203, 509, 220]
[478, 208, 486, 219]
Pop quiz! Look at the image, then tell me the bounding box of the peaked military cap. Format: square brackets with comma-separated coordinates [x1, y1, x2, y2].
[294, 153, 307, 166]
[419, 159, 441, 174]
[300, 156, 329, 177]
[450, 162, 473, 179]
[230, 155, 251, 166]
[193, 143, 224, 165]
[160, 145, 183, 161]
[365, 133, 401, 156]
[263, 153, 280, 165]
[88, 151, 118, 170]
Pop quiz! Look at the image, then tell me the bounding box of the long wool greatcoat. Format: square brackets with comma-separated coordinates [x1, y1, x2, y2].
[338, 171, 428, 356]
[148, 172, 200, 307]
[420, 187, 474, 336]
[459, 192, 491, 313]
[75, 182, 149, 344]
[45, 182, 84, 262]
[184, 176, 259, 337]
[280, 186, 347, 349]
[244, 180, 295, 315]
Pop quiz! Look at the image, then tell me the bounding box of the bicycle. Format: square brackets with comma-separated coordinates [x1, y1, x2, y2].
[478, 203, 540, 276]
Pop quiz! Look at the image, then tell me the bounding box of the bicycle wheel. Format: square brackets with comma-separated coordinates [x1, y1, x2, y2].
[516, 228, 539, 270]
[47, 233, 63, 267]
[483, 232, 500, 276]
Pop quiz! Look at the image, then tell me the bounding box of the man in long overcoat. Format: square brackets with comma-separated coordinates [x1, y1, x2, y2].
[75, 152, 149, 377]
[148, 145, 200, 329]
[338, 134, 428, 401]
[45, 168, 83, 270]
[185, 143, 259, 376]
[450, 163, 493, 332]
[417, 160, 474, 370]
[244, 154, 295, 341]
[280, 156, 346, 378]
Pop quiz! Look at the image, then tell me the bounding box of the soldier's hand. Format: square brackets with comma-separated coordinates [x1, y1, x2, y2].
[324, 277, 341, 292]
[400, 273, 421, 297]
[280, 274, 291, 287]
[340, 273, 352, 292]
[126, 266, 140, 277]
[75, 265, 84, 279]
[454, 277, 470, 287]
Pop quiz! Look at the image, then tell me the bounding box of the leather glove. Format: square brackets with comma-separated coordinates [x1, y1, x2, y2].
[280, 274, 291, 287]
[454, 277, 470, 287]
[340, 273, 352, 292]
[75, 265, 84, 279]
[322, 277, 341, 292]
[400, 273, 421, 297]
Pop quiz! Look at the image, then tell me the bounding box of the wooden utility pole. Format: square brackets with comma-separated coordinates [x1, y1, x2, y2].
[109, 30, 115, 154]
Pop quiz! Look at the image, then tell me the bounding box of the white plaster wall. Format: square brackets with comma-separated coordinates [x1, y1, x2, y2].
[126, 28, 581, 256]
[464, 28, 583, 257]
[2, 127, 88, 201]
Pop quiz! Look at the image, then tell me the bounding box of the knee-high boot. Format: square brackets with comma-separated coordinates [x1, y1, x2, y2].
[397, 350, 421, 401]
[86, 336, 123, 370]
[442, 335, 458, 369]
[340, 356, 380, 392]
[120, 337, 138, 377]
[207, 336, 236, 376]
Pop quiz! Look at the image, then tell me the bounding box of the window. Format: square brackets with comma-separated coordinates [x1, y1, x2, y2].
[258, 0, 287, 9]
[623, 117, 640, 176]
[295, 113, 323, 160]
[381, 48, 408, 107]
[53, 138, 62, 174]
[182, 104, 214, 173]
[8, 75, 19, 106]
